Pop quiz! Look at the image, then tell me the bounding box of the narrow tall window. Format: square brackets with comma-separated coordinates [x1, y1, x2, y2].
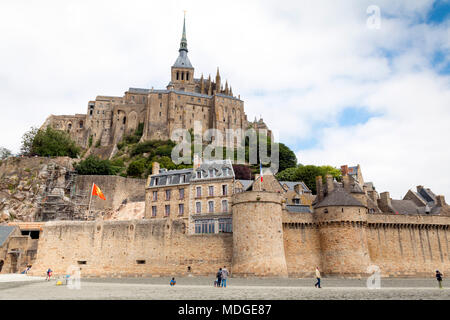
[222, 200, 228, 213]
[176, 71, 179, 80]
[165, 190, 171, 201]
[152, 206, 157, 217]
[196, 202, 201, 214]
[179, 188, 185, 200]
[165, 205, 170, 216]
[186, 72, 189, 81]
[208, 201, 214, 213]
[208, 186, 214, 197]
[222, 185, 228, 196]
[179, 204, 184, 216]
[196, 187, 202, 198]
[152, 191, 158, 201]
[181, 72, 184, 80]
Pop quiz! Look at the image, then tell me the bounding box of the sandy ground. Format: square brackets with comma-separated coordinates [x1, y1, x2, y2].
[0, 275, 448, 300]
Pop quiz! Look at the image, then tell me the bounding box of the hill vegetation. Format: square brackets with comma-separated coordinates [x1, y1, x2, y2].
[11, 125, 341, 193]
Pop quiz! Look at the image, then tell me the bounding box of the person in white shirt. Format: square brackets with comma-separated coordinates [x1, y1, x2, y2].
[314, 267, 322, 288]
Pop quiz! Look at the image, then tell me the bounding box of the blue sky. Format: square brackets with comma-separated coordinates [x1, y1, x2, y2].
[0, 0, 449, 198]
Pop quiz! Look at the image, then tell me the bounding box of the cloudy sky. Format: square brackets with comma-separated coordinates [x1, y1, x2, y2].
[0, 0, 449, 198]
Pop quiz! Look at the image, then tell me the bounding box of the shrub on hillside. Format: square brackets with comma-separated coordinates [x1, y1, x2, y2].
[75, 156, 119, 175]
[21, 127, 80, 158]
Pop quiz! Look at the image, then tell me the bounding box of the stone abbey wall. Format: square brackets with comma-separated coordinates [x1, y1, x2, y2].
[27, 191, 450, 278]
[366, 214, 449, 276]
[75, 175, 146, 211]
[30, 219, 232, 277]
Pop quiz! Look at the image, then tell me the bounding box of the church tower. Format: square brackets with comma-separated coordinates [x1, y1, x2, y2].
[170, 13, 195, 92]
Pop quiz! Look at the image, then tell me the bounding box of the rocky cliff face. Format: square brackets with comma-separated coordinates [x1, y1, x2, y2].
[0, 157, 76, 222]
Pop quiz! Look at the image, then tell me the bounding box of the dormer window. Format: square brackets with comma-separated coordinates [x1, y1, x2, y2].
[180, 175, 185, 183]
[197, 171, 201, 179]
[209, 169, 214, 177]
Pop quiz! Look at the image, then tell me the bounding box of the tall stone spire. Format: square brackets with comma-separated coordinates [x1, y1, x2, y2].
[179, 11, 188, 53]
[172, 12, 193, 69]
[215, 67, 221, 94]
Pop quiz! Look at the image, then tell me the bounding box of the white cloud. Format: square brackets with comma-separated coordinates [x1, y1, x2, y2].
[0, 0, 449, 198]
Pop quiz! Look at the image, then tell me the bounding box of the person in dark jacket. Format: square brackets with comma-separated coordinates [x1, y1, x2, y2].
[216, 268, 222, 288]
[436, 270, 443, 289]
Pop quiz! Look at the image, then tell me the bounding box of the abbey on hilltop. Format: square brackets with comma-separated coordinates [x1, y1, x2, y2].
[41, 15, 270, 157]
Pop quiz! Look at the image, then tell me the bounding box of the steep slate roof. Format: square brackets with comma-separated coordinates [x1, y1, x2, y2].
[237, 180, 253, 191]
[149, 168, 193, 187]
[315, 188, 365, 209]
[191, 160, 234, 182]
[280, 181, 311, 193]
[391, 199, 422, 215]
[173, 50, 193, 69]
[0, 226, 16, 247]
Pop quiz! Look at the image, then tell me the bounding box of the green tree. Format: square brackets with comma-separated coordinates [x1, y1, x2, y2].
[20, 127, 39, 156]
[0, 147, 12, 159]
[275, 166, 298, 181]
[126, 158, 147, 178]
[75, 156, 118, 175]
[276, 164, 342, 194]
[20, 127, 80, 158]
[278, 143, 297, 172]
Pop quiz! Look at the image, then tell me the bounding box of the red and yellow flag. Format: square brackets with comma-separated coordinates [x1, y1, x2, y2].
[92, 183, 106, 200]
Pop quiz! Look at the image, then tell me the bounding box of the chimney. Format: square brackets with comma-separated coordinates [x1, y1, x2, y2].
[152, 162, 160, 176]
[325, 174, 334, 194]
[341, 165, 349, 176]
[342, 175, 351, 192]
[367, 190, 378, 204]
[316, 176, 324, 202]
[436, 195, 446, 207]
[378, 192, 392, 212]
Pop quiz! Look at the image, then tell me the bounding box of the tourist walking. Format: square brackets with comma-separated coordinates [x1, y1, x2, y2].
[436, 270, 443, 289]
[170, 277, 176, 286]
[314, 267, 321, 288]
[221, 266, 229, 288]
[216, 268, 222, 288]
[46, 268, 52, 281]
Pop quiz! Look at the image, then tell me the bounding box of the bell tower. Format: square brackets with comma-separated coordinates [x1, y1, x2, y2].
[170, 12, 195, 92]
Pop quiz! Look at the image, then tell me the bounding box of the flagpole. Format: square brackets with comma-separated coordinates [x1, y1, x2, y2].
[88, 183, 94, 215]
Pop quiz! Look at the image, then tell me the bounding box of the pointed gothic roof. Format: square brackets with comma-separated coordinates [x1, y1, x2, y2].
[173, 13, 193, 69]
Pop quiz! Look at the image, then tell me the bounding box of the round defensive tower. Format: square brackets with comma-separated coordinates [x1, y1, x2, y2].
[314, 188, 371, 277]
[231, 191, 288, 277]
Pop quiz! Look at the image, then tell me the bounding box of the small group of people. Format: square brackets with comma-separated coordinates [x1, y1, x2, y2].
[214, 266, 229, 288]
